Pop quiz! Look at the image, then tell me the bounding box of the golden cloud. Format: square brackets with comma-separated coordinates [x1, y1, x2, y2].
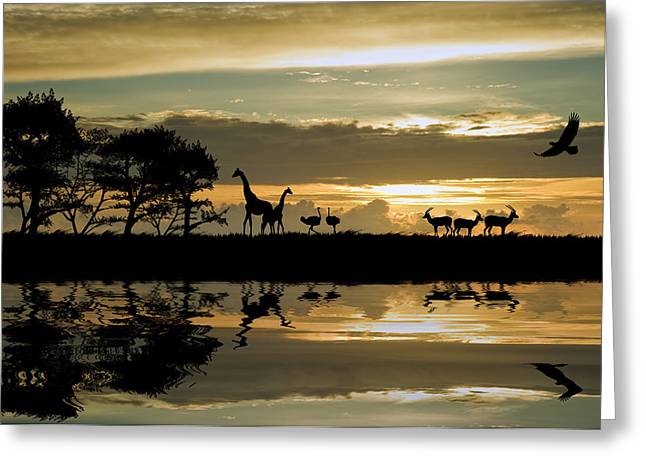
[4, 2, 605, 81]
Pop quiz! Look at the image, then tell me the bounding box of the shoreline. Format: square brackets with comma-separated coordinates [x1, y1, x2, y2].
[2, 232, 602, 282]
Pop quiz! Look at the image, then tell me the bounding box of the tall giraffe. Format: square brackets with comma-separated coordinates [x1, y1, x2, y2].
[264, 187, 293, 234]
[232, 168, 273, 235]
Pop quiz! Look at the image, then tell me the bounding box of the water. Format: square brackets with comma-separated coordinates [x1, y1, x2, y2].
[1, 281, 601, 427]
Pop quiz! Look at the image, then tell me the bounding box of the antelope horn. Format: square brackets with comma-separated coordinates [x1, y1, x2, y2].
[506, 205, 516, 211]
[473, 209, 481, 216]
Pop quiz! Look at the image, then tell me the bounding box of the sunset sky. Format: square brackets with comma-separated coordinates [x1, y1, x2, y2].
[2, 1, 606, 235]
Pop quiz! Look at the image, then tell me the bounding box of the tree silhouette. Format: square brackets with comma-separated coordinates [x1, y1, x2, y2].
[3, 90, 84, 234]
[166, 139, 227, 237]
[97, 126, 179, 236]
[58, 128, 114, 235]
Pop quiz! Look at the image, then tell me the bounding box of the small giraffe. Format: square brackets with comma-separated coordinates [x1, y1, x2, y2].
[232, 168, 273, 235]
[263, 187, 293, 234]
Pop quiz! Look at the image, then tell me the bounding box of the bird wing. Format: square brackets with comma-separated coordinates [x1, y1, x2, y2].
[558, 377, 583, 402]
[555, 112, 580, 147]
[534, 147, 563, 157]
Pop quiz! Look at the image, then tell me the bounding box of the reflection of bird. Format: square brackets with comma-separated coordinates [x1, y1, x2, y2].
[534, 113, 580, 157]
[300, 207, 322, 235]
[326, 208, 341, 234]
[529, 363, 583, 402]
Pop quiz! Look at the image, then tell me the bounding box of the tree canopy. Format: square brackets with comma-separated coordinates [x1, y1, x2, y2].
[3, 89, 84, 234]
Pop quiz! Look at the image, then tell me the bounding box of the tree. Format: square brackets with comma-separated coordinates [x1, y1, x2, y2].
[97, 126, 179, 236]
[170, 139, 228, 237]
[3, 90, 84, 234]
[58, 128, 114, 235]
[139, 135, 227, 237]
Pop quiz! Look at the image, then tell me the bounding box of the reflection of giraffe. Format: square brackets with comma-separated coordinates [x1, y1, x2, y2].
[264, 187, 292, 234]
[232, 168, 273, 235]
[233, 287, 293, 350]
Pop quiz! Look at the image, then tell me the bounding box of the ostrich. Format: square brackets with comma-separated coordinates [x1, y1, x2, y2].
[300, 207, 322, 235]
[325, 208, 341, 234]
[422, 207, 452, 236]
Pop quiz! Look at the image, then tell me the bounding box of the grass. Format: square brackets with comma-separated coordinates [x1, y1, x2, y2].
[2, 231, 602, 282]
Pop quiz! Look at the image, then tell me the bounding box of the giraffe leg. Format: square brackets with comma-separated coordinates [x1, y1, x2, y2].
[243, 213, 250, 235]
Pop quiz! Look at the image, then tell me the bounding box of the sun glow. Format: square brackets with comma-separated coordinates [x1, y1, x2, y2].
[269, 41, 602, 69]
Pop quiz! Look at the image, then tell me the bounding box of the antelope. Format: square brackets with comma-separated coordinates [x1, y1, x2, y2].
[422, 207, 452, 236]
[484, 205, 519, 235]
[452, 210, 483, 236]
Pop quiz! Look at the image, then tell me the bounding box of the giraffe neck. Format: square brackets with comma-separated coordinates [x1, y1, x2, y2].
[239, 173, 257, 202]
[276, 190, 289, 212]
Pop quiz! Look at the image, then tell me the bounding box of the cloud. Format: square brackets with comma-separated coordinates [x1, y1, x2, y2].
[488, 83, 519, 89]
[521, 203, 572, 233]
[78, 109, 603, 185]
[4, 2, 605, 81]
[337, 199, 405, 233]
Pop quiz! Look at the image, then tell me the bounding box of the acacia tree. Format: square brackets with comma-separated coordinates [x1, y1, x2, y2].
[170, 139, 227, 237]
[140, 136, 227, 236]
[97, 126, 179, 236]
[57, 128, 114, 235]
[3, 90, 84, 234]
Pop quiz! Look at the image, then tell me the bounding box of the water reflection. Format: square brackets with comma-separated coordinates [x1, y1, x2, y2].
[424, 281, 519, 313]
[2, 282, 223, 421]
[2, 280, 601, 424]
[234, 284, 294, 350]
[528, 363, 583, 402]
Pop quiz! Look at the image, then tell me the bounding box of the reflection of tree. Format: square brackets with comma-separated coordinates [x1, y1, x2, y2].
[2, 318, 85, 421]
[1, 282, 224, 421]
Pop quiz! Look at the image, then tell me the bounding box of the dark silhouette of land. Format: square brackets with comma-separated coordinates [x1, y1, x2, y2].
[534, 112, 580, 157]
[2, 231, 601, 282]
[528, 363, 583, 402]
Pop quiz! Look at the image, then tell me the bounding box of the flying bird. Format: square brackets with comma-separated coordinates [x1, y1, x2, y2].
[528, 363, 583, 402]
[534, 112, 580, 157]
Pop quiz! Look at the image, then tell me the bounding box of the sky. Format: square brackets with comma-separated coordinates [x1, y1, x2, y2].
[2, 1, 606, 235]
